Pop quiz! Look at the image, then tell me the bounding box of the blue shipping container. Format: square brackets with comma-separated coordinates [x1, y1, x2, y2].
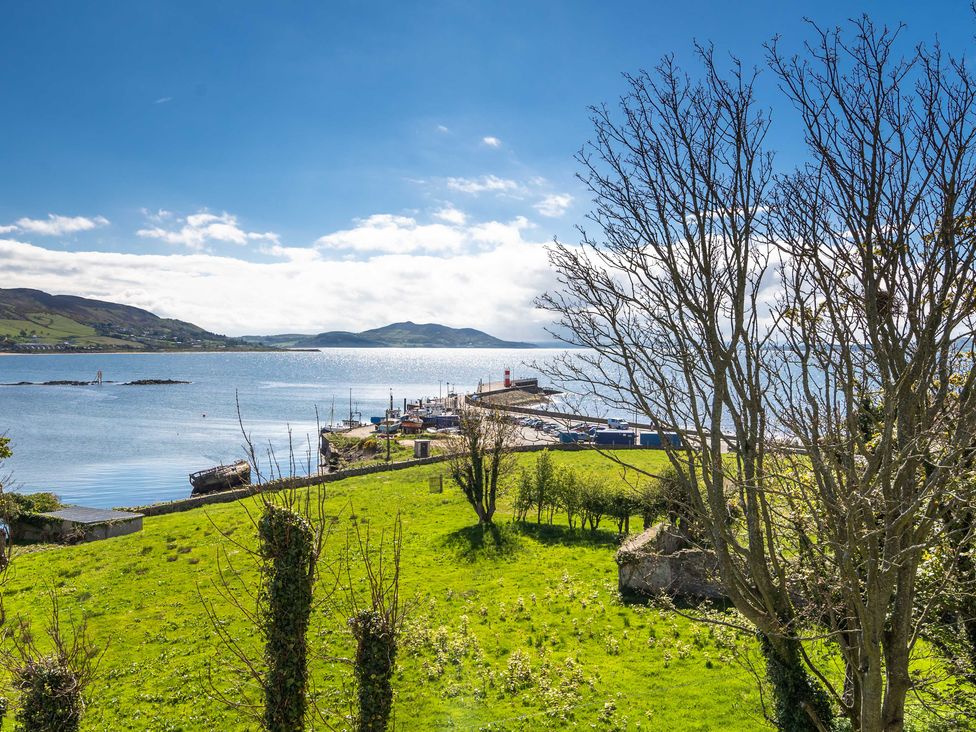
[593, 429, 635, 446]
[639, 432, 683, 448]
[558, 431, 587, 444]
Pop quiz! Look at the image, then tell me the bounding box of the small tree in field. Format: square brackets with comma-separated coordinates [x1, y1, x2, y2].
[447, 407, 518, 526]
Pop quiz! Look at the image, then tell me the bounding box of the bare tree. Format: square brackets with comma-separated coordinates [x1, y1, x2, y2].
[766, 19, 976, 729]
[446, 406, 519, 526]
[538, 44, 834, 731]
[540, 17, 976, 732]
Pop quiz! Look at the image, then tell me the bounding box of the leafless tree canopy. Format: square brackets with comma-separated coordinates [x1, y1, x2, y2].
[540, 17, 976, 732]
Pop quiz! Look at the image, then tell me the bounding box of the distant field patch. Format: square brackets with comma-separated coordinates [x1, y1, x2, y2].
[0, 312, 96, 343]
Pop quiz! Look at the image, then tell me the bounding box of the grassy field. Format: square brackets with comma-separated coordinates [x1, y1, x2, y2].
[0, 312, 145, 349]
[0, 313, 97, 341]
[1, 451, 768, 731]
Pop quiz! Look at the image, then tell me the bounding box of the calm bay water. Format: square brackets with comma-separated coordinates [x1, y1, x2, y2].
[0, 349, 564, 508]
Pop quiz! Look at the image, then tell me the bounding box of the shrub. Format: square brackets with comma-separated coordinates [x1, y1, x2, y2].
[12, 656, 84, 732]
[606, 491, 639, 534]
[2, 595, 100, 732]
[514, 450, 560, 524]
[0, 492, 62, 522]
[580, 478, 610, 531]
[555, 467, 584, 529]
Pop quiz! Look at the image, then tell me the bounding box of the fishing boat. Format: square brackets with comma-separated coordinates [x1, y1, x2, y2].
[188, 460, 251, 495]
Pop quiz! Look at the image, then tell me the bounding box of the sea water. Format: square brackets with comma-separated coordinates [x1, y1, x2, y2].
[0, 348, 565, 507]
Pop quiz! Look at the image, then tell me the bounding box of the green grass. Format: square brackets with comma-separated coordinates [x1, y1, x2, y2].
[1, 451, 768, 731]
[0, 313, 96, 342]
[0, 313, 147, 349]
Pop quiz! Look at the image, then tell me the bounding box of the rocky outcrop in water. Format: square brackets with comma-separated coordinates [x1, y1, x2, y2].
[123, 379, 190, 386]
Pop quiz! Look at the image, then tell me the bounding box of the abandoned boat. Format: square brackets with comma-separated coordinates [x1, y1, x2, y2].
[189, 459, 251, 495]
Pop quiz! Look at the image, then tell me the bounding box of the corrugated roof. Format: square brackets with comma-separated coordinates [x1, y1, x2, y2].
[40, 507, 143, 524]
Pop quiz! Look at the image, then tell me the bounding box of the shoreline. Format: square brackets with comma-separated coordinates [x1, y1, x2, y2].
[0, 348, 286, 357]
[0, 345, 566, 357]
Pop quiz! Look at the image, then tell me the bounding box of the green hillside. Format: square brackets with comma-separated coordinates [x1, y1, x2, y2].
[1, 451, 767, 731]
[246, 321, 540, 349]
[0, 288, 265, 353]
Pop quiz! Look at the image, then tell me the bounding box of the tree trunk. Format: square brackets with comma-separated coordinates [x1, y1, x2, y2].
[760, 634, 833, 732]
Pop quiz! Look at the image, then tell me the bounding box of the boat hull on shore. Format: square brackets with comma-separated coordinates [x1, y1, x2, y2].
[189, 460, 251, 495]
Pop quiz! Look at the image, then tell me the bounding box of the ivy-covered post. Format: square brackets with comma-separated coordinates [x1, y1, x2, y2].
[336, 513, 405, 732]
[258, 504, 315, 732]
[349, 610, 397, 732]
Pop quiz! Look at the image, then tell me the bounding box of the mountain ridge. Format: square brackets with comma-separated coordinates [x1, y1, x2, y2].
[243, 321, 539, 349]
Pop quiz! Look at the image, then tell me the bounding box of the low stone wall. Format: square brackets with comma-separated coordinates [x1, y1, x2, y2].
[120, 442, 645, 518]
[124, 453, 452, 517]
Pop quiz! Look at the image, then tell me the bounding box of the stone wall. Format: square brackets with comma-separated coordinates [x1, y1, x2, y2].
[122, 442, 630, 517]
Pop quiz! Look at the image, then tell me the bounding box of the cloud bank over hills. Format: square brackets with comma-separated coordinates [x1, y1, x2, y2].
[0, 207, 557, 341]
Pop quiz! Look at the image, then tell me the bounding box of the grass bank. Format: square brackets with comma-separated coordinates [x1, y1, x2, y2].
[2, 450, 767, 731]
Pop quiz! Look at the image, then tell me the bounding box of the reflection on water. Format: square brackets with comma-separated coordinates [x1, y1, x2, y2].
[0, 348, 565, 507]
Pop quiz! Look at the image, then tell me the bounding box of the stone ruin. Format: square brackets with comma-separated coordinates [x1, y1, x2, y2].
[616, 522, 725, 601]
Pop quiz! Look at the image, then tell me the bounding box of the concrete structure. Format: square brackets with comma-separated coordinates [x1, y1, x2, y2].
[616, 523, 724, 601]
[15, 506, 144, 544]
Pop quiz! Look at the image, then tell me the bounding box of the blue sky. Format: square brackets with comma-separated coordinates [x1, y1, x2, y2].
[1, 1, 974, 339]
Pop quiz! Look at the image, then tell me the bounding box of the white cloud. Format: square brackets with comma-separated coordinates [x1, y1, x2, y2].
[446, 175, 523, 196]
[0, 213, 556, 340]
[482, 136, 502, 148]
[137, 211, 279, 250]
[153, 96, 173, 104]
[6, 214, 110, 236]
[436, 124, 450, 133]
[535, 193, 574, 218]
[433, 206, 466, 225]
[314, 214, 465, 255]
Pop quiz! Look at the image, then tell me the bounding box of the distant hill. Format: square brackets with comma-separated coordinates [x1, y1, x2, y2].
[0, 288, 263, 353]
[243, 322, 539, 349]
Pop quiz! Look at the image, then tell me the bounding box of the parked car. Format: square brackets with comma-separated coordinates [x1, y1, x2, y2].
[607, 418, 630, 430]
